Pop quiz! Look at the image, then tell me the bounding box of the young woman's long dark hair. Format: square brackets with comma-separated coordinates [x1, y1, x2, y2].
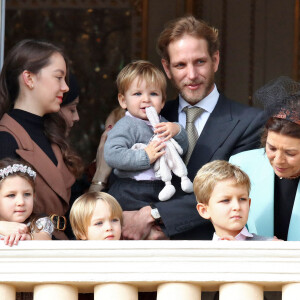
[0, 39, 83, 177]
[44, 113, 83, 178]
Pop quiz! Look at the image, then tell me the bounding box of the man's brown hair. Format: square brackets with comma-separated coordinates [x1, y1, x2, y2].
[157, 15, 220, 63]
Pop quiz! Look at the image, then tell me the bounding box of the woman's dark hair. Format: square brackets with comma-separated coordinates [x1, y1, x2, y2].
[0, 39, 67, 116]
[44, 113, 83, 178]
[0, 39, 83, 177]
[261, 117, 300, 147]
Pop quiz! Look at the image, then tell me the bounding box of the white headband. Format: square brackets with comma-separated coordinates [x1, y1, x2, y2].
[0, 164, 36, 180]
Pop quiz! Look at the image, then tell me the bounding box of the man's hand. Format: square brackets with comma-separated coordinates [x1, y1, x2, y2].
[145, 224, 169, 240]
[122, 206, 155, 240]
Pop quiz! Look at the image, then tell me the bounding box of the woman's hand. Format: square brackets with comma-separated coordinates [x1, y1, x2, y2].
[144, 140, 166, 164]
[154, 122, 180, 141]
[272, 236, 283, 241]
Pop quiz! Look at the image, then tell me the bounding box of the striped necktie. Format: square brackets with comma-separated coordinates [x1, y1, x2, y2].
[183, 106, 204, 164]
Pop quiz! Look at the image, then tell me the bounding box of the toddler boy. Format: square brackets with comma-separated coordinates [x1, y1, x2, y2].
[70, 192, 122, 240]
[104, 61, 189, 238]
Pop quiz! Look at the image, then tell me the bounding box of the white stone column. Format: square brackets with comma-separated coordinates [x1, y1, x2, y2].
[34, 284, 78, 300]
[0, 284, 16, 300]
[220, 283, 263, 300]
[94, 283, 138, 300]
[157, 283, 201, 300]
[282, 283, 300, 300]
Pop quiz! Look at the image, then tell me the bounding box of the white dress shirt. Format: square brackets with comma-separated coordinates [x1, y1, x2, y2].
[178, 85, 219, 136]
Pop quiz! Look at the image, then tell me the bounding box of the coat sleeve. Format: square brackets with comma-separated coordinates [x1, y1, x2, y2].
[104, 117, 151, 171]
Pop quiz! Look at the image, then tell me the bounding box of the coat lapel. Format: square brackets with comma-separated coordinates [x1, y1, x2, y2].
[246, 150, 275, 236]
[0, 114, 71, 203]
[187, 95, 239, 178]
[162, 96, 241, 179]
[17, 145, 70, 202]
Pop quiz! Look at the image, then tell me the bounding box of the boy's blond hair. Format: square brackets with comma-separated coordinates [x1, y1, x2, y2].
[116, 60, 167, 102]
[193, 160, 251, 205]
[70, 191, 123, 240]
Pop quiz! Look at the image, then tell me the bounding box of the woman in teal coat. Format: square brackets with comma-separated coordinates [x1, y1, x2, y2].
[230, 76, 300, 241]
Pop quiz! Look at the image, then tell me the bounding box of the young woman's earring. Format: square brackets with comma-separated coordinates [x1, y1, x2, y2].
[31, 84, 34, 89]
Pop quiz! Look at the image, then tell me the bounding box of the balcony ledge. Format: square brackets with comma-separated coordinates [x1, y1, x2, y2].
[1, 240, 300, 293]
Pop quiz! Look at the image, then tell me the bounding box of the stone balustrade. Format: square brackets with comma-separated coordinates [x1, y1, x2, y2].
[1, 240, 300, 299]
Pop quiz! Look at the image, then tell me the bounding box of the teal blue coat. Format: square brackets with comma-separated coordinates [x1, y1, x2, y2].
[230, 148, 300, 241]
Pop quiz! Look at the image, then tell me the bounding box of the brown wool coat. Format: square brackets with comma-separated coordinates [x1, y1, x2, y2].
[0, 114, 75, 239]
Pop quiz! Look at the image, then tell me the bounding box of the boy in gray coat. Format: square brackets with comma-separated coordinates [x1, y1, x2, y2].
[104, 60, 188, 239]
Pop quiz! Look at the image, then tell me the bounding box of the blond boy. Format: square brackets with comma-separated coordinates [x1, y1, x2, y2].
[70, 192, 122, 240]
[194, 160, 272, 240]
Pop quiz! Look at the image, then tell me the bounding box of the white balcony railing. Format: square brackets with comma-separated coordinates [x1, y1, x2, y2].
[1, 240, 300, 299]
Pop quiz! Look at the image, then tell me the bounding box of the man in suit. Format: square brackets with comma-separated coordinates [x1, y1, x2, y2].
[121, 16, 266, 240]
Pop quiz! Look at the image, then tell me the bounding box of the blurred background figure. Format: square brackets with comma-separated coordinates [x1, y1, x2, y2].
[60, 73, 80, 137]
[89, 106, 125, 192]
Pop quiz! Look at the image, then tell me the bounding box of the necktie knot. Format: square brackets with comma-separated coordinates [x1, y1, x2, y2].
[183, 106, 204, 123]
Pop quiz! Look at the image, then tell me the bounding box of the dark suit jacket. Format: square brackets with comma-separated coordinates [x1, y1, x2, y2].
[156, 94, 267, 240]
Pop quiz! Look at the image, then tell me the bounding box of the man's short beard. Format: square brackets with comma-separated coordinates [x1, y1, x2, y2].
[171, 76, 215, 105]
[171, 72, 215, 105]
